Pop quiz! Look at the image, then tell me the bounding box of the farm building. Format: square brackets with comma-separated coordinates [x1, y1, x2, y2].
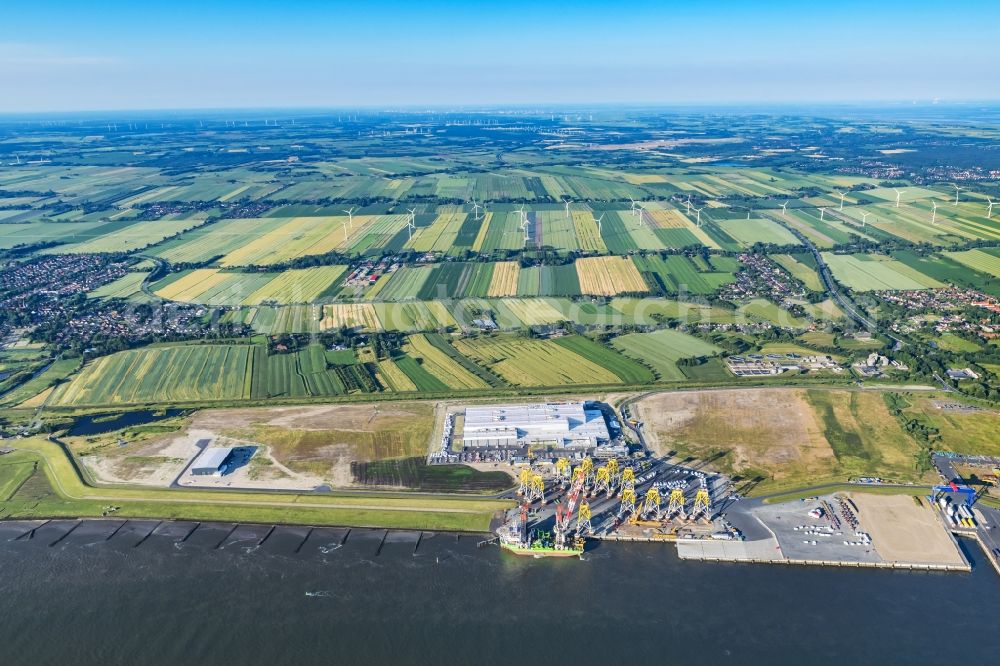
[462, 402, 609, 449]
[190, 446, 234, 476]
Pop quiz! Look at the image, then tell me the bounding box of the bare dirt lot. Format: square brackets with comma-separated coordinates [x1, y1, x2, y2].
[849, 493, 966, 567]
[77, 403, 435, 490]
[636, 388, 833, 479]
[635, 388, 923, 489]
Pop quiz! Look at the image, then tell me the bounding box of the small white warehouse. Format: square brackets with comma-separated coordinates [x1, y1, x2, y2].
[462, 402, 609, 449]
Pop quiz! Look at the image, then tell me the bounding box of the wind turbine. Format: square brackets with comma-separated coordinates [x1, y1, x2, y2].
[628, 197, 637, 218]
[953, 184, 962, 206]
[685, 195, 692, 215]
[746, 208, 751, 220]
[342, 207, 356, 229]
[931, 201, 938, 225]
[407, 208, 417, 229]
[819, 207, 826, 222]
[636, 205, 645, 227]
[595, 213, 605, 234]
[564, 200, 571, 219]
[781, 201, 788, 216]
[835, 191, 845, 211]
[471, 199, 481, 220]
[694, 207, 704, 226]
[861, 212, 870, 227]
[988, 197, 994, 219]
[893, 189, 903, 208]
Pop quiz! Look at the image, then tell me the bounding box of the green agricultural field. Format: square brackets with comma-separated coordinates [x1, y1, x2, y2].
[771, 254, 823, 291]
[451, 335, 622, 387]
[550, 335, 655, 384]
[52, 345, 252, 406]
[943, 248, 1000, 278]
[823, 253, 944, 291]
[86, 272, 149, 300]
[612, 330, 722, 380]
[45, 217, 209, 254]
[0, 358, 80, 407]
[633, 255, 735, 295]
[715, 218, 798, 246]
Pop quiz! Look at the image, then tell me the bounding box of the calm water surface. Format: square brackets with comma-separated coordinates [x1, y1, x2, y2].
[0, 520, 997, 666]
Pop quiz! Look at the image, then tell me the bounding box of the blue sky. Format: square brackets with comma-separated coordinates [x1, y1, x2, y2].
[2, 0, 998, 111]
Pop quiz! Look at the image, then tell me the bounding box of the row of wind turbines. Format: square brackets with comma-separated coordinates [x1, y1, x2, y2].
[340, 185, 994, 246]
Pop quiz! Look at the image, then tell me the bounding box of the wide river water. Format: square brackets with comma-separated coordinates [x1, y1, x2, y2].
[1, 520, 997, 665]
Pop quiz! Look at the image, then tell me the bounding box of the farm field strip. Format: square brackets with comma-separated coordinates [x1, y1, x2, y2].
[486, 261, 520, 297]
[450, 335, 621, 387]
[822, 253, 945, 291]
[576, 256, 648, 296]
[612, 329, 721, 380]
[943, 248, 1000, 278]
[53, 345, 252, 406]
[402, 334, 489, 390]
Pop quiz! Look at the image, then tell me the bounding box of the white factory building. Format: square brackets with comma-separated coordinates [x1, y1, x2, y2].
[462, 402, 610, 449]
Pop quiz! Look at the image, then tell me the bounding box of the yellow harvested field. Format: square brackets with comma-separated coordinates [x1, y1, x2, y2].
[243, 266, 345, 305]
[320, 303, 380, 331]
[499, 298, 565, 325]
[576, 256, 648, 296]
[572, 211, 607, 252]
[404, 334, 488, 390]
[218, 215, 379, 266]
[406, 213, 467, 253]
[486, 261, 521, 297]
[155, 269, 228, 301]
[646, 208, 692, 229]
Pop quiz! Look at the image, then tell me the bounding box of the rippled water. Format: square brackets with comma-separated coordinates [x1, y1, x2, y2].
[0, 520, 997, 665]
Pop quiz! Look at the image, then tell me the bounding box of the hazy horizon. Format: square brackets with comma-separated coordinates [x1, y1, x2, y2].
[3, 0, 999, 113]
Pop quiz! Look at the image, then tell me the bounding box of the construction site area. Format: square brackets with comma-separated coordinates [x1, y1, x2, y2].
[493, 452, 735, 557]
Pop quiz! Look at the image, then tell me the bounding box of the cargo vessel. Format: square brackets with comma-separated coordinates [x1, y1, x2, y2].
[497, 524, 584, 557]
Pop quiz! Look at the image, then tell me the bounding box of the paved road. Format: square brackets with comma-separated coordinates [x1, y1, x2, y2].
[776, 217, 905, 346]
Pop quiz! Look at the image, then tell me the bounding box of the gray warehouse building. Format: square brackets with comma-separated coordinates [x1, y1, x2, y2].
[462, 402, 610, 449]
[190, 446, 234, 476]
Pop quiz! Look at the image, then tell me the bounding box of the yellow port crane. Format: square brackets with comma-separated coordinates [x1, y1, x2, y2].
[606, 458, 620, 493]
[619, 487, 637, 518]
[576, 502, 592, 537]
[581, 457, 594, 485]
[693, 487, 712, 521]
[555, 457, 571, 482]
[517, 467, 532, 497]
[667, 487, 686, 519]
[620, 467, 636, 495]
[528, 473, 546, 504]
[594, 466, 611, 496]
[640, 487, 662, 520]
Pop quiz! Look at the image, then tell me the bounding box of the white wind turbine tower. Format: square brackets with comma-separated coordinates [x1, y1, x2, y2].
[471, 199, 481, 220]
[406, 208, 417, 239]
[861, 212, 870, 227]
[685, 195, 692, 215]
[628, 197, 637, 218]
[988, 197, 994, 219]
[835, 191, 845, 211]
[694, 207, 704, 226]
[819, 207, 826, 222]
[953, 184, 962, 206]
[746, 208, 752, 220]
[564, 200, 571, 219]
[342, 207, 356, 229]
[595, 213, 605, 234]
[931, 201, 939, 225]
[781, 201, 788, 216]
[894, 189, 903, 208]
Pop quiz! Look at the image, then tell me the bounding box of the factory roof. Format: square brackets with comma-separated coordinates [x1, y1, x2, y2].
[191, 446, 232, 472]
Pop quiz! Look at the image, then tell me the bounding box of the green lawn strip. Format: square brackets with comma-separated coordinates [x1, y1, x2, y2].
[2, 439, 509, 531]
